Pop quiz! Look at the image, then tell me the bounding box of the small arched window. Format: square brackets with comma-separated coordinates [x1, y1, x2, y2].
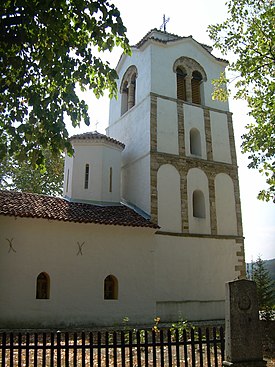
[193, 190, 205, 218]
[104, 275, 118, 300]
[176, 67, 187, 101]
[191, 71, 203, 104]
[190, 128, 202, 156]
[36, 272, 50, 299]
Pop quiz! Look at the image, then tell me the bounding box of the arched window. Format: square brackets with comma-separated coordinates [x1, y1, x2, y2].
[84, 164, 90, 189]
[193, 190, 205, 218]
[104, 275, 118, 300]
[120, 65, 137, 116]
[190, 128, 202, 156]
[191, 71, 203, 104]
[36, 272, 50, 299]
[173, 57, 206, 105]
[176, 67, 187, 101]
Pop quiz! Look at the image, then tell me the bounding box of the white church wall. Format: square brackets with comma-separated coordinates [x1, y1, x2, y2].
[187, 168, 211, 234]
[0, 216, 156, 328]
[155, 235, 240, 321]
[121, 154, 151, 214]
[157, 164, 182, 232]
[210, 111, 232, 164]
[150, 39, 229, 112]
[108, 95, 151, 214]
[157, 98, 179, 155]
[215, 173, 238, 235]
[183, 104, 207, 159]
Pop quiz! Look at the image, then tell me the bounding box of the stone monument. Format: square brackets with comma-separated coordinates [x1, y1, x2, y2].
[223, 279, 267, 367]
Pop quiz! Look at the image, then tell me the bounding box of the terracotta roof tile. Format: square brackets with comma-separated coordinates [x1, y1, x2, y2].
[0, 191, 158, 229]
[70, 131, 125, 149]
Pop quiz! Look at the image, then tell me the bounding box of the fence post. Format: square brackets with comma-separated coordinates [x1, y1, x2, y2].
[223, 279, 266, 367]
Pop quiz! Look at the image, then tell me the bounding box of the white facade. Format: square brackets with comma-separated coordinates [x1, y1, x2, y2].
[0, 30, 245, 328]
[0, 216, 156, 328]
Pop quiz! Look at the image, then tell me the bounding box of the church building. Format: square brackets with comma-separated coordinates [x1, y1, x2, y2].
[0, 29, 245, 329]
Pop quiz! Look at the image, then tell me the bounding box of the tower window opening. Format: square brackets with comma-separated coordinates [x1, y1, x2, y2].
[84, 164, 89, 189]
[191, 71, 202, 104]
[176, 67, 187, 101]
[190, 128, 202, 156]
[193, 190, 206, 218]
[120, 65, 138, 116]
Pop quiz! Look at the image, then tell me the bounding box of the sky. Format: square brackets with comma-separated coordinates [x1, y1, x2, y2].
[67, 0, 275, 261]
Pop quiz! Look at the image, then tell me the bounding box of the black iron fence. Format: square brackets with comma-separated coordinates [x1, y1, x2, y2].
[0, 326, 224, 367]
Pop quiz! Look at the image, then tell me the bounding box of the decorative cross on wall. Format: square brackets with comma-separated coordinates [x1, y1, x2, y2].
[77, 241, 85, 256]
[6, 238, 16, 253]
[160, 14, 170, 32]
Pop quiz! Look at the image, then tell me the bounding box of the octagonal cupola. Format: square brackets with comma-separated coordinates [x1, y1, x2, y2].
[63, 132, 125, 205]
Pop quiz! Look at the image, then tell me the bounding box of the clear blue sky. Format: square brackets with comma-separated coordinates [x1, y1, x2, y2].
[68, 0, 275, 261]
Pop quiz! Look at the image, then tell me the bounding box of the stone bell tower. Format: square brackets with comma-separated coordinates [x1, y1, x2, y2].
[107, 29, 245, 321]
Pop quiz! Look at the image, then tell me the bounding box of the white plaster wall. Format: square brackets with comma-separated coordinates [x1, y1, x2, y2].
[121, 154, 151, 214]
[108, 96, 151, 214]
[187, 168, 211, 234]
[0, 216, 156, 328]
[183, 104, 207, 159]
[65, 143, 122, 203]
[215, 173, 238, 235]
[157, 98, 179, 155]
[155, 234, 240, 321]
[210, 111, 231, 164]
[150, 39, 230, 111]
[157, 164, 182, 232]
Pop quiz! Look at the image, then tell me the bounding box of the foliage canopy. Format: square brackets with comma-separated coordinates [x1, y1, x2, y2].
[0, 149, 64, 196]
[0, 0, 130, 165]
[208, 0, 275, 201]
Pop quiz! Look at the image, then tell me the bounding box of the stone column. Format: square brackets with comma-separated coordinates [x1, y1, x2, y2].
[185, 73, 192, 103]
[223, 279, 266, 367]
[128, 81, 135, 110]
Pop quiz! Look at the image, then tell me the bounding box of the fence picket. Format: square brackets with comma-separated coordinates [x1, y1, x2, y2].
[0, 326, 225, 367]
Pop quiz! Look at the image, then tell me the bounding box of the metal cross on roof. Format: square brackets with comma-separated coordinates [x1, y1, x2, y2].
[160, 14, 170, 32]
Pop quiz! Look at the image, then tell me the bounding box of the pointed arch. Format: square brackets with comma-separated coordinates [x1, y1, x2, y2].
[36, 272, 50, 299]
[104, 274, 118, 300]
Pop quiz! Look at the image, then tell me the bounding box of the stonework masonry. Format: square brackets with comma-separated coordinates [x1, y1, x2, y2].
[150, 93, 246, 278]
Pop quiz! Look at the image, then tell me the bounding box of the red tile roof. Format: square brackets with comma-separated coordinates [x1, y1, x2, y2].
[0, 190, 158, 229]
[70, 131, 125, 150]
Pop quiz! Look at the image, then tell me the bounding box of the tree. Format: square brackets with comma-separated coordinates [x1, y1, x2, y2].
[0, 149, 64, 196]
[0, 0, 130, 166]
[208, 0, 275, 201]
[252, 256, 275, 320]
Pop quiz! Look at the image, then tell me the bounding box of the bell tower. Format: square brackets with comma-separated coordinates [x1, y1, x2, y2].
[107, 29, 245, 321]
